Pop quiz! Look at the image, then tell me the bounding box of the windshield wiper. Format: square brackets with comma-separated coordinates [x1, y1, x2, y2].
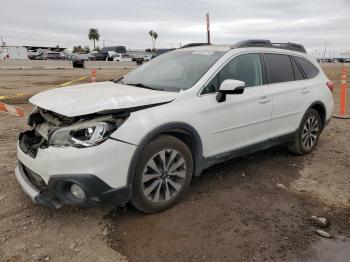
[126, 83, 163, 91]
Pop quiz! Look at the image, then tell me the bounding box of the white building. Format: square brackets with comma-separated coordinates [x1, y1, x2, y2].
[0, 46, 29, 60]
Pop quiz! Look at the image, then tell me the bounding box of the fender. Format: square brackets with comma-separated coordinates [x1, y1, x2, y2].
[308, 101, 327, 129]
[126, 122, 204, 186]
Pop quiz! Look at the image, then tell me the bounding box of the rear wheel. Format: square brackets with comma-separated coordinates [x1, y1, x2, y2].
[132, 135, 193, 213]
[288, 109, 322, 155]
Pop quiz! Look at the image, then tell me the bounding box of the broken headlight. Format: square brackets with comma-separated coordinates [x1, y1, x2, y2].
[49, 117, 124, 148]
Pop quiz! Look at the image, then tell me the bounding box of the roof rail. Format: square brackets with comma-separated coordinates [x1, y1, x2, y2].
[232, 39, 306, 53]
[180, 43, 211, 49]
[233, 39, 273, 48]
[271, 42, 306, 53]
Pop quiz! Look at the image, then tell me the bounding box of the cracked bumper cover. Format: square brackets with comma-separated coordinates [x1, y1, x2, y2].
[15, 162, 132, 208]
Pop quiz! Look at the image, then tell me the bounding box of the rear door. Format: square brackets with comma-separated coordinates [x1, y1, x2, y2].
[293, 56, 320, 101]
[264, 53, 306, 138]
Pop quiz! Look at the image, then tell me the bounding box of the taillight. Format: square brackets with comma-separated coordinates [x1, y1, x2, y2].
[326, 80, 335, 93]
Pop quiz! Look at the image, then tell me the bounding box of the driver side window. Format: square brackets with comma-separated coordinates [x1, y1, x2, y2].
[202, 53, 262, 94]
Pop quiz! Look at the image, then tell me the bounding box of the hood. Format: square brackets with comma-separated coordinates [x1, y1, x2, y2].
[29, 81, 178, 117]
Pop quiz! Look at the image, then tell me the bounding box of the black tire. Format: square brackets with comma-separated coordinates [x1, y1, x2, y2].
[288, 109, 322, 155]
[132, 135, 193, 213]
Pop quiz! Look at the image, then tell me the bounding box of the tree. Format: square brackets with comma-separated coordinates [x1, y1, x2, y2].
[93, 46, 100, 52]
[84, 46, 90, 53]
[88, 28, 100, 49]
[148, 30, 158, 52]
[73, 45, 84, 53]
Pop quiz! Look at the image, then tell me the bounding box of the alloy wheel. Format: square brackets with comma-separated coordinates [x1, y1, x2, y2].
[302, 115, 319, 149]
[142, 149, 186, 202]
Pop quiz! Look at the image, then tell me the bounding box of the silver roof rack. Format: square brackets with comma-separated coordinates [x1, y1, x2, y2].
[232, 39, 306, 53]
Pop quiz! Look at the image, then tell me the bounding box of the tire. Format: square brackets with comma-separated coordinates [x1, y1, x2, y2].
[288, 109, 322, 155]
[132, 135, 193, 213]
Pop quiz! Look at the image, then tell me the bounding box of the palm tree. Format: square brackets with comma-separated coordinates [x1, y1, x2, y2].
[88, 28, 100, 50]
[149, 30, 158, 52]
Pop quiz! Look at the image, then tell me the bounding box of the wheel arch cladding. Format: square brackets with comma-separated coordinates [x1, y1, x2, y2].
[127, 122, 204, 185]
[309, 101, 326, 129]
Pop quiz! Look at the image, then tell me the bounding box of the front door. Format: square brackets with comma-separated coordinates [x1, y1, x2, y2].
[197, 53, 273, 158]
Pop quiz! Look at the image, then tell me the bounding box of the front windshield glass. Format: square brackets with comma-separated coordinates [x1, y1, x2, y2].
[119, 50, 225, 92]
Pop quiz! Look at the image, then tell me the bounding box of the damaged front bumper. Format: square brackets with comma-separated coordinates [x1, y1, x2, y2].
[15, 161, 132, 208]
[16, 127, 137, 208]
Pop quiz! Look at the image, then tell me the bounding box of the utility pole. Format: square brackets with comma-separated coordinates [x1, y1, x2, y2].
[323, 43, 327, 60]
[0, 36, 5, 46]
[103, 40, 105, 47]
[206, 12, 211, 44]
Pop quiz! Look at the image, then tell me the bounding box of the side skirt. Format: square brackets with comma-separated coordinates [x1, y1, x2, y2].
[202, 132, 296, 170]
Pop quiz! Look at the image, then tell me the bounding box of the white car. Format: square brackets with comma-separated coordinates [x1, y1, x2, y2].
[16, 40, 334, 213]
[112, 53, 132, 62]
[143, 53, 154, 62]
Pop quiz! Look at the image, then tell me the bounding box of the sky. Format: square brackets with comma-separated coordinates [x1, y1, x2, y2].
[0, 0, 349, 56]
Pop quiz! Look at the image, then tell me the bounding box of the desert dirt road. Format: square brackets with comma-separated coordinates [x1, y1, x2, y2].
[0, 66, 349, 262]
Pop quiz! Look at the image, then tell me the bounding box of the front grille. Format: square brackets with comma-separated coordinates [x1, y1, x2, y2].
[20, 163, 48, 192]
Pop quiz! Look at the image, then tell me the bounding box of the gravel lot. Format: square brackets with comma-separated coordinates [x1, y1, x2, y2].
[0, 66, 349, 262]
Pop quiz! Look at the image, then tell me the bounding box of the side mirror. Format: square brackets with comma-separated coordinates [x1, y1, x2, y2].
[216, 79, 245, 103]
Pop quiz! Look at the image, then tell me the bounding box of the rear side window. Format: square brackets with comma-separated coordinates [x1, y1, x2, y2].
[290, 57, 304, 80]
[294, 56, 319, 79]
[264, 54, 294, 84]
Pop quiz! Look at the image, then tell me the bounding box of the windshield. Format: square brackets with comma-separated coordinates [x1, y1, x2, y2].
[120, 50, 225, 91]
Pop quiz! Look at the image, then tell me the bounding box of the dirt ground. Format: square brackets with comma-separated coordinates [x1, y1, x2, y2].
[0, 65, 349, 262]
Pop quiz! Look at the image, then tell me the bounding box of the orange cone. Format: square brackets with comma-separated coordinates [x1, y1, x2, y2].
[91, 69, 97, 83]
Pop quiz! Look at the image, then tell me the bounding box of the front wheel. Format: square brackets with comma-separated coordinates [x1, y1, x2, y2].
[132, 135, 193, 213]
[288, 109, 322, 155]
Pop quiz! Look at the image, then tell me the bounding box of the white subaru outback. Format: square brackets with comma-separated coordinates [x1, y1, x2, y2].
[16, 40, 334, 213]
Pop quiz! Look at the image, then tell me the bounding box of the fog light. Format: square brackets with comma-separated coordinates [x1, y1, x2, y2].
[70, 184, 86, 200]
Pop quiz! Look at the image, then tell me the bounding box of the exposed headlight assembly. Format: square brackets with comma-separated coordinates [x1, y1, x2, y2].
[49, 116, 125, 148]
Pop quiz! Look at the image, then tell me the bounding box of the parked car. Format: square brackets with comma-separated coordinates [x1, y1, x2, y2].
[112, 53, 132, 62]
[68, 53, 91, 67]
[15, 39, 333, 213]
[89, 52, 108, 61]
[143, 53, 155, 62]
[38, 51, 65, 60]
[101, 46, 127, 61]
[128, 51, 146, 64]
[101, 46, 127, 54]
[337, 58, 350, 63]
[28, 50, 40, 60]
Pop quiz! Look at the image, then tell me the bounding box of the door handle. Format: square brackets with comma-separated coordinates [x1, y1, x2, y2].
[301, 87, 310, 94]
[259, 96, 270, 104]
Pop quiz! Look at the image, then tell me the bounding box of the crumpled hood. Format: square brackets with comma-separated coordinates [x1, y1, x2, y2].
[29, 81, 178, 117]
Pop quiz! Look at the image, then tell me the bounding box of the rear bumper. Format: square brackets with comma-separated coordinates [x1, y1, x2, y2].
[16, 162, 132, 208]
